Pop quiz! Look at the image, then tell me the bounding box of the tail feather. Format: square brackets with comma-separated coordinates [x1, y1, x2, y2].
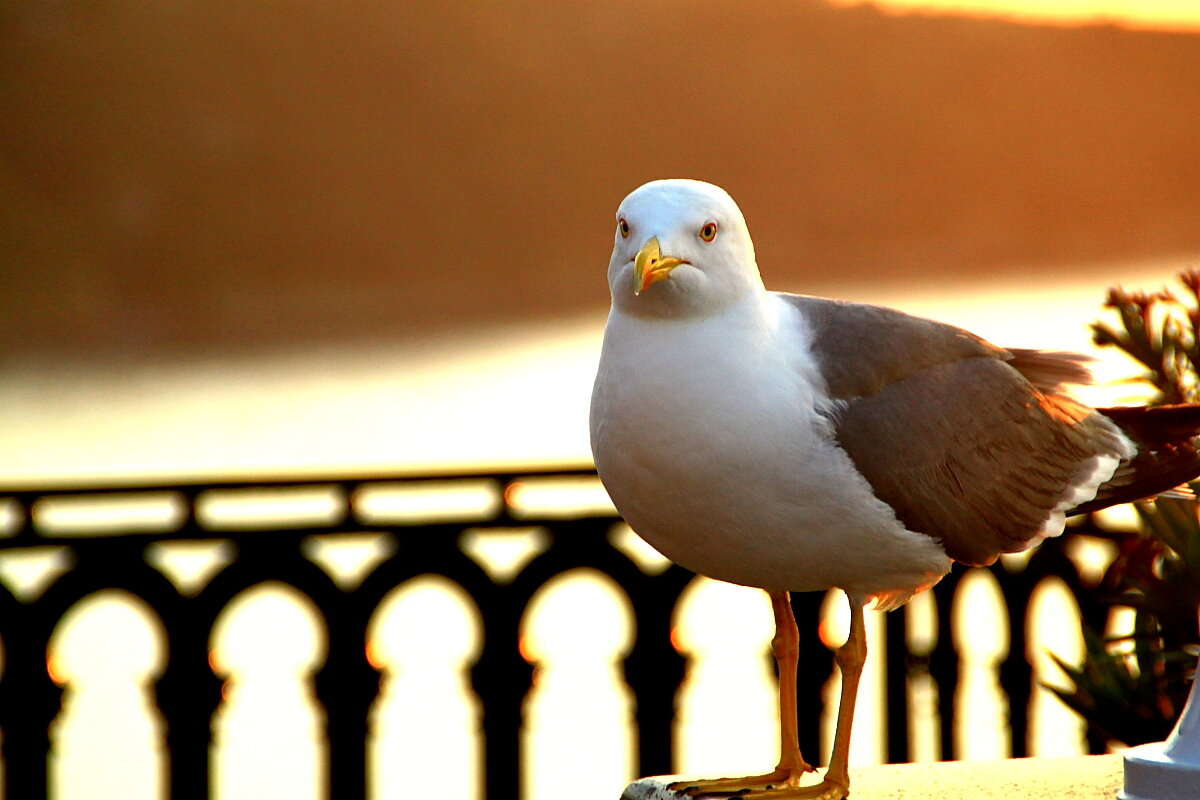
[1006, 348, 1096, 392]
[1070, 404, 1200, 515]
[1098, 404, 1200, 444]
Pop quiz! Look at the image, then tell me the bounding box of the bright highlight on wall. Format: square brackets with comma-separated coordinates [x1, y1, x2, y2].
[833, 0, 1200, 30]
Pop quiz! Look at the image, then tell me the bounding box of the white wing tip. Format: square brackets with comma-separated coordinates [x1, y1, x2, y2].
[1036, 453, 1123, 539]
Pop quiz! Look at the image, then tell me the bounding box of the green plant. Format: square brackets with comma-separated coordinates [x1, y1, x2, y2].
[1048, 270, 1200, 747]
[1091, 270, 1200, 404]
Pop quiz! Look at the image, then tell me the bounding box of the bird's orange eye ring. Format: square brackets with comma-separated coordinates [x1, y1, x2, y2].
[618, 218, 630, 239]
[699, 221, 718, 242]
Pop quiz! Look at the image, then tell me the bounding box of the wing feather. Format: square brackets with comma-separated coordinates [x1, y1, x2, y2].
[779, 293, 1003, 399]
[777, 293, 1133, 566]
[833, 358, 1130, 565]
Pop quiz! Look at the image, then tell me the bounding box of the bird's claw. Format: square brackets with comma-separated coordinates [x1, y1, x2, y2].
[669, 768, 795, 796]
[668, 773, 847, 800]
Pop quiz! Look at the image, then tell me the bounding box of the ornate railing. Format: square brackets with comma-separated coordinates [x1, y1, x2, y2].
[0, 468, 1116, 799]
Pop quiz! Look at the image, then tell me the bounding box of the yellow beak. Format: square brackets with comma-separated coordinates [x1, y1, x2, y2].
[633, 237, 686, 295]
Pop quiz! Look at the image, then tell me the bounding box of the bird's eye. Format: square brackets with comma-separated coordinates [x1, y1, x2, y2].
[618, 218, 630, 239]
[699, 221, 718, 243]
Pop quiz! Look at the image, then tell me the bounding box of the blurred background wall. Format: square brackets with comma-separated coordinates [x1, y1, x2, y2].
[2, 3, 1199, 799]
[3, 0, 1199, 361]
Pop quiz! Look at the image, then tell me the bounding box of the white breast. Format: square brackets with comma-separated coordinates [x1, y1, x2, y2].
[589, 295, 951, 602]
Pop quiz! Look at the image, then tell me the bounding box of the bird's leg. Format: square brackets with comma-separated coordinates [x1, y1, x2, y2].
[803, 594, 868, 798]
[672, 592, 867, 800]
[669, 590, 814, 796]
[769, 589, 813, 781]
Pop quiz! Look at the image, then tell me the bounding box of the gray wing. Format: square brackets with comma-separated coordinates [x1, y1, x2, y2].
[778, 293, 1131, 566]
[780, 292, 1007, 397]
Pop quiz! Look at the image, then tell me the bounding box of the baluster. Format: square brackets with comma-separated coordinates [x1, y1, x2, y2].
[624, 568, 690, 778]
[472, 596, 532, 799]
[156, 612, 225, 800]
[995, 562, 1035, 760]
[0, 606, 61, 800]
[929, 575, 960, 761]
[315, 611, 379, 800]
[884, 605, 910, 763]
[790, 591, 832, 762]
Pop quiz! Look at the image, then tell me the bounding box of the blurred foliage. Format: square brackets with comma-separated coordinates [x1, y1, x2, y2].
[1049, 270, 1200, 747]
[1091, 269, 1200, 404]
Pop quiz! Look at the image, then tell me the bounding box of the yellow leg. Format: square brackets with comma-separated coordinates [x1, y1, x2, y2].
[671, 591, 867, 800]
[822, 595, 867, 793]
[670, 590, 813, 796]
[770, 590, 811, 780]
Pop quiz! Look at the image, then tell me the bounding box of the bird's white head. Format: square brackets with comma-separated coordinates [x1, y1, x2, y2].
[609, 179, 763, 318]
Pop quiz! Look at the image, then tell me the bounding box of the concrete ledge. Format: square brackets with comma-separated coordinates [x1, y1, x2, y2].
[622, 755, 1123, 799]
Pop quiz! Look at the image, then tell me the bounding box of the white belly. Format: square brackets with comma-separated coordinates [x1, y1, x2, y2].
[589, 301, 950, 604]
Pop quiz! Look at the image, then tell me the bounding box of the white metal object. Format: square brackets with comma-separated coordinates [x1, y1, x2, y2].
[1121, 669, 1200, 800]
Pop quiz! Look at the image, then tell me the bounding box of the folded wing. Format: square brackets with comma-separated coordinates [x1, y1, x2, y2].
[780, 293, 1138, 566]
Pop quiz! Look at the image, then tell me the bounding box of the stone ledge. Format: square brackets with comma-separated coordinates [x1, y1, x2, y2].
[622, 755, 1123, 799]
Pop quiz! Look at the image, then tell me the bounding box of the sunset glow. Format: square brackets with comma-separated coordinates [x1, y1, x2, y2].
[837, 0, 1200, 30]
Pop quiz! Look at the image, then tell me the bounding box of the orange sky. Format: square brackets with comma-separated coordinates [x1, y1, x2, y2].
[841, 0, 1200, 29]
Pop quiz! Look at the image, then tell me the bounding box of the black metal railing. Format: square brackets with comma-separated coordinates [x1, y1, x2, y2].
[0, 468, 1116, 800]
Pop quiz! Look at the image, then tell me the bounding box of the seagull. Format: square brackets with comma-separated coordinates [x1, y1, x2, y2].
[589, 179, 1200, 799]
